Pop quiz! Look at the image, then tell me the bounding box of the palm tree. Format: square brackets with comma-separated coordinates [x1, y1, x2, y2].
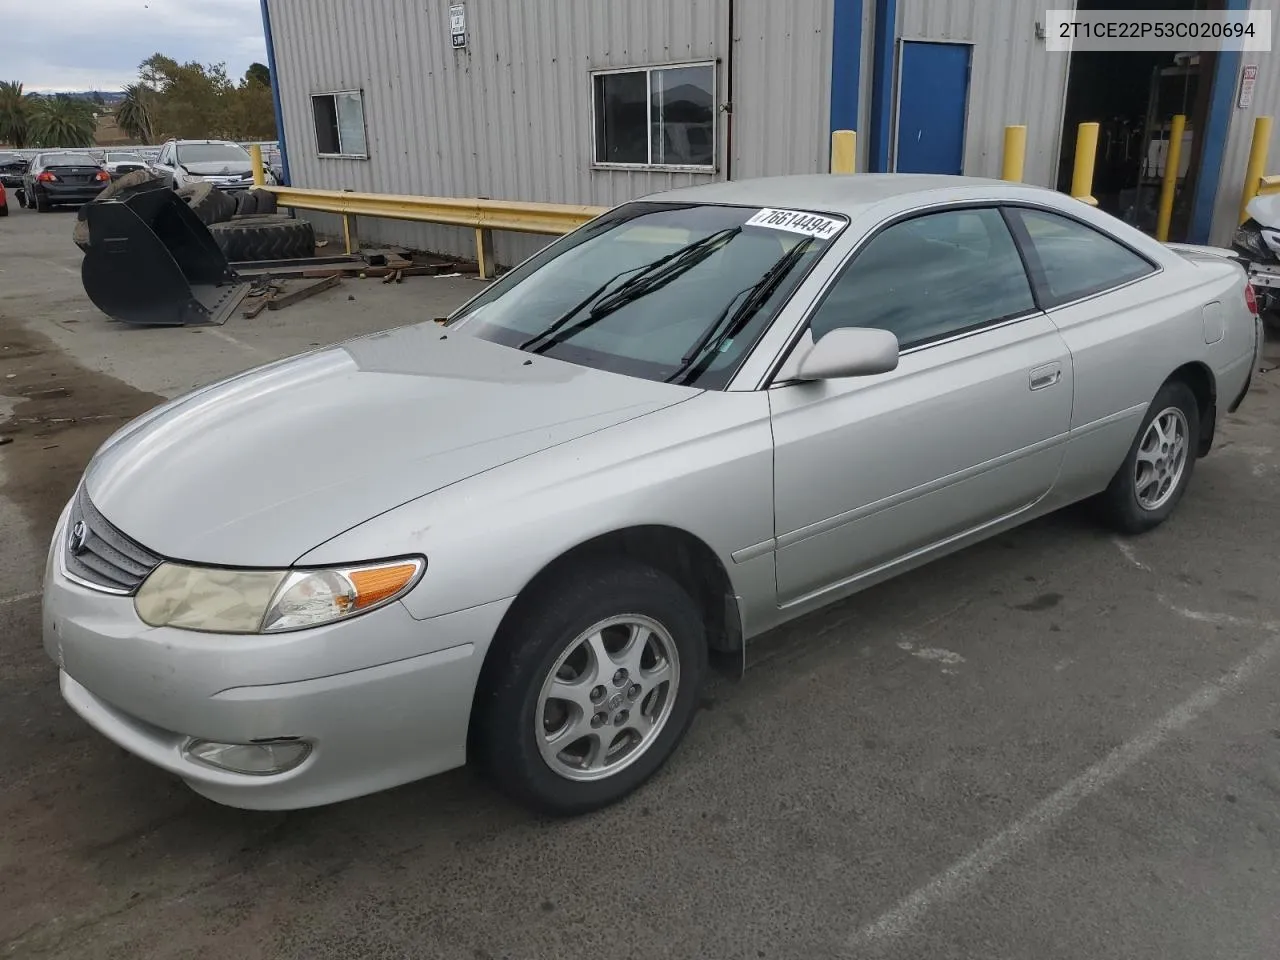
[0, 81, 29, 147]
[28, 96, 97, 148]
[116, 83, 155, 143]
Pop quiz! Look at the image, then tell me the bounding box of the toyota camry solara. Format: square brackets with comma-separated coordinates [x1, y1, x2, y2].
[43, 175, 1264, 816]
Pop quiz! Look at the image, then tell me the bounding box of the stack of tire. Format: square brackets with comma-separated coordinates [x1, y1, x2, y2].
[74, 171, 316, 262]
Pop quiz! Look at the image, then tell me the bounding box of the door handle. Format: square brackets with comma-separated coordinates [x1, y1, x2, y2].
[1029, 363, 1062, 391]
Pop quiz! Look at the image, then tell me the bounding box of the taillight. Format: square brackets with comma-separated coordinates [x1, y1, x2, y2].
[1245, 283, 1258, 315]
[36, 171, 56, 182]
[94, 170, 109, 182]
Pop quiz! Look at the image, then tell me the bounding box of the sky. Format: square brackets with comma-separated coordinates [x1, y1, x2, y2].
[1, 0, 268, 92]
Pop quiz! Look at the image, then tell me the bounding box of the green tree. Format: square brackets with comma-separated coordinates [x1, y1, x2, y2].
[0, 81, 30, 147]
[116, 83, 156, 143]
[28, 95, 96, 147]
[225, 78, 277, 140]
[140, 54, 234, 138]
[245, 62, 270, 87]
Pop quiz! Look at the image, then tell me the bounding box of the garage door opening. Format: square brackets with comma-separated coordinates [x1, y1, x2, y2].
[1055, 0, 1221, 242]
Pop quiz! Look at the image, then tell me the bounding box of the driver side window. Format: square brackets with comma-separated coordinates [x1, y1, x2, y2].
[807, 207, 1036, 350]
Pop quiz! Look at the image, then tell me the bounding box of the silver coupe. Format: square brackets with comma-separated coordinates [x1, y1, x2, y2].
[43, 175, 1264, 815]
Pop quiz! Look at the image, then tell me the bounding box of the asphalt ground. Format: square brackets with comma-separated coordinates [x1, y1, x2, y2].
[2, 197, 1279, 960]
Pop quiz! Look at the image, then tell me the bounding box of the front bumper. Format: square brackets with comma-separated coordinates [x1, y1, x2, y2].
[42, 502, 511, 810]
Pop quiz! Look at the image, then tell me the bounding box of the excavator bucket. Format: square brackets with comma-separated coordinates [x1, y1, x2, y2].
[80, 185, 251, 326]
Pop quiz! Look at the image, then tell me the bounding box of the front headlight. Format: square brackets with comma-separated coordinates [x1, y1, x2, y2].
[135, 557, 425, 634]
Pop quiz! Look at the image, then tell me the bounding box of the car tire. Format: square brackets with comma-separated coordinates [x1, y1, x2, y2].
[73, 169, 166, 250]
[208, 216, 315, 261]
[35, 190, 50, 212]
[1099, 379, 1200, 535]
[249, 187, 277, 215]
[175, 182, 237, 225]
[474, 559, 708, 816]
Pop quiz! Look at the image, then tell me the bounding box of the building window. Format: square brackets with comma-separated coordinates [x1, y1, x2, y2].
[312, 90, 368, 158]
[592, 63, 716, 170]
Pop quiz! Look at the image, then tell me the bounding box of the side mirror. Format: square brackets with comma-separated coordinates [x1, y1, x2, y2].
[794, 327, 900, 381]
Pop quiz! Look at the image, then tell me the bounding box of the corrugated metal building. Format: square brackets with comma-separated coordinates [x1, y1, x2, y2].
[261, 0, 1279, 263]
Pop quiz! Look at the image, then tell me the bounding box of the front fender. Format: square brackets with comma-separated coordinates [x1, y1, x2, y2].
[296, 392, 776, 624]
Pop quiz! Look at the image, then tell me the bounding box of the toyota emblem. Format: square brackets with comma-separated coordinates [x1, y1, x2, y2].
[68, 520, 89, 556]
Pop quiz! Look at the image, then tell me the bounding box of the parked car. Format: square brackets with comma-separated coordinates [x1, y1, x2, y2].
[0, 181, 7, 216]
[43, 175, 1264, 816]
[150, 138, 276, 194]
[21, 151, 110, 211]
[0, 150, 28, 188]
[101, 151, 152, 179]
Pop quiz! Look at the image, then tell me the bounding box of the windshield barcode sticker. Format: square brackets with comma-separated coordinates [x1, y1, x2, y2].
[745, 209, 843, 239]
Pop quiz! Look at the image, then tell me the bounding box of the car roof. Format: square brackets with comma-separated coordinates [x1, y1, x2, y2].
[637, 173, 1052, 218]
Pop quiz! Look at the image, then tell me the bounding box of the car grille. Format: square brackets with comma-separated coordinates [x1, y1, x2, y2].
[62, 489, 163, 595]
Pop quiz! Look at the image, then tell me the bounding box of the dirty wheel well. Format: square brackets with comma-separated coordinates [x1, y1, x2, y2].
[1167, 362, 1216, 455]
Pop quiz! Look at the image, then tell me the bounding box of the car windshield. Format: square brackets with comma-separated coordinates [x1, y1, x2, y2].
[42, 153, 96, 167]
[177, 144, 250, 165]
[450, 202, 844, 389]
[108, 153, 144, 162]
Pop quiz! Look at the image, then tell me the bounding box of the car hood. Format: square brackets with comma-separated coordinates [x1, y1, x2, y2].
[84, 324, 696, 566]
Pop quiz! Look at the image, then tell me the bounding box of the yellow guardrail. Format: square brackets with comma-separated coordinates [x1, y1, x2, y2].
[1258, 175, 1280, 198]
[259, 182, 607, 277]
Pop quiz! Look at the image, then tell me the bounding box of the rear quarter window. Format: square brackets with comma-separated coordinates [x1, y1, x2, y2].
[1013, 208, 1155, 307]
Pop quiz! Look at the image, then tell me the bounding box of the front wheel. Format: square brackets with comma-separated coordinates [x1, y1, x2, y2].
[1099, 380, 1200, 534]
[475, 560, 708, 816]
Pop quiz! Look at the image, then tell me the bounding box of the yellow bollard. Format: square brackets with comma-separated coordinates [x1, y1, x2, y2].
[1001, 125, 1027, 182]
[1155, 115, 1186, 242]
[830, 130, 857, 174]
[249, 144, 265, 187]
[1070, 122, 1100, 206]
[1239, 115, 1273, 224]
[475, 227, 496, 279]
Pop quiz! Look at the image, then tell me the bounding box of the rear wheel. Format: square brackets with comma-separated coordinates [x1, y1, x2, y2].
[1100, 380, 1200, 534]
[474, 559, 707, 816]
[35, 189, 50, 212]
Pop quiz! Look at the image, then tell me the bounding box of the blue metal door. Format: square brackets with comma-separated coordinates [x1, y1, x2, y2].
[895, 41, 971, 174]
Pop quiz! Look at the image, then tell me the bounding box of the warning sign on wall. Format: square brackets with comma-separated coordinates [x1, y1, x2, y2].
[1239, 64, 1258, 109]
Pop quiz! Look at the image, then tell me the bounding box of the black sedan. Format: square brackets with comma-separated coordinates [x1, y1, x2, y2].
[21, 151, 110, 211]
[0, 151, 27, 188]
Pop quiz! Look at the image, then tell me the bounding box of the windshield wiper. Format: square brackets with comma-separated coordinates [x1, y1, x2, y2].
[522, 227, 741, 354]
[665, 237, 817, 385]
[515, 262, 652, 351]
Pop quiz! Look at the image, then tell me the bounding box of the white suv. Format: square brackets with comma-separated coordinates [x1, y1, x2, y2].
[152, 139, 277, 193]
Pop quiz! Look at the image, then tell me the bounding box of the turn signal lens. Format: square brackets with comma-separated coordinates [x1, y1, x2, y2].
[349, 563, 421, 609]
[1245, 283, 1258, 315]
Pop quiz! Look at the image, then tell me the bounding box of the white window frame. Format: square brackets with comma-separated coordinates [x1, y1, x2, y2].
[590, 60, 718, 173]
[311, 89, 369, 160]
